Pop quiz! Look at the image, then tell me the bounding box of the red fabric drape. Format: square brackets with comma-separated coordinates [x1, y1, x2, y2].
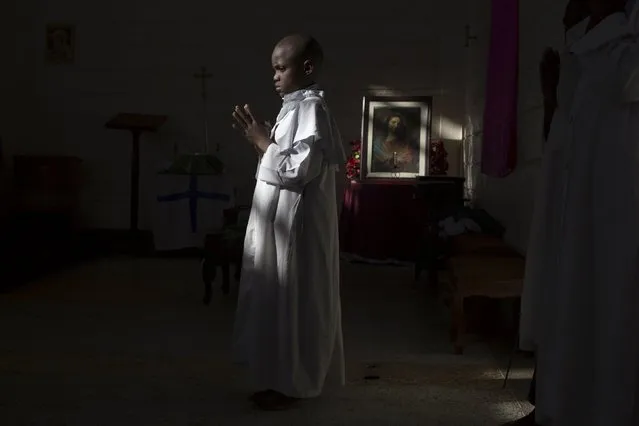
[481, 0, 520, 178]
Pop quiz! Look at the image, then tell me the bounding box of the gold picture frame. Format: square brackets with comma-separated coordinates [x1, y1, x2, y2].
[360, 95, 433, 179]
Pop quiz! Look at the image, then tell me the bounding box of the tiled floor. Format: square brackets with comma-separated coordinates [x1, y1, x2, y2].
[0, 256, 532, 425]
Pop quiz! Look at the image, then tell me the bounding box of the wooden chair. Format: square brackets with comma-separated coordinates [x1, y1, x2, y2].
[201, 206, 250, 304]
[444, 234, 525, 354]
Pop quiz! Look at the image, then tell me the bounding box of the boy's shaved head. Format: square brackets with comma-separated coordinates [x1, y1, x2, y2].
[275, 34, 324, 70]
[271, 34, 323, 96]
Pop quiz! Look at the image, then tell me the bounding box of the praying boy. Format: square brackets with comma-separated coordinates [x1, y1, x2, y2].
[231, 34, 346, 411]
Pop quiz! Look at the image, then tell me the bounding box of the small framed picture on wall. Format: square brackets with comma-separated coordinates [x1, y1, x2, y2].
[360, 95, 433, 179]
[45, 24, 75, 64]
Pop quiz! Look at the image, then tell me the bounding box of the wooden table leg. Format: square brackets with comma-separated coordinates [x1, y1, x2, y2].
[130, 130, 140, 233]
[451, 287, 465, 355]
[201, 257, 216, 305]
[427, 266, 439, 297]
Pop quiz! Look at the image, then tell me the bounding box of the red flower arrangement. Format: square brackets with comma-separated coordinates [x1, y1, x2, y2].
[429, 140, 449, 176]
[345, 139, 362, 181]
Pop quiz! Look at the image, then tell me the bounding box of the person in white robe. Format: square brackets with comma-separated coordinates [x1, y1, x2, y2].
[230, 34, 346, 411]
[520, 4, 589, 360]
[512, 2, 590, 425]
[521, 1, 639, 425]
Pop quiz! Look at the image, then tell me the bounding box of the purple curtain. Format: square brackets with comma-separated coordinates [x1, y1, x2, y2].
[481, 0, 519, 178]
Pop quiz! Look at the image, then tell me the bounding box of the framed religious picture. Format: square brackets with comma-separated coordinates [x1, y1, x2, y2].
[360, 95, 432, 179]
[45, 24, 75, 64]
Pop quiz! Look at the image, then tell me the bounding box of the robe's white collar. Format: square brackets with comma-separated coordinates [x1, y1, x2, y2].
[276, 84, 324, 123]
[570, 12, 630, 54]
[281, 84, 323, 104]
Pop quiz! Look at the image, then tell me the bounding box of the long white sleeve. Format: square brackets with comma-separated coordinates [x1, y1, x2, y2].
[257, 99, 328, 189]
[613, 39, 639, 101]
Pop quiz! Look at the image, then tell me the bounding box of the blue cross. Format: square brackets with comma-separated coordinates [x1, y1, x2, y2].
[157, 175, 231, 233]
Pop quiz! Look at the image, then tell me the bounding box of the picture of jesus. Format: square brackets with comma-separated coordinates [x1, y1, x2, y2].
[361, 96, 432, 179]
[371, 110, 420, 173]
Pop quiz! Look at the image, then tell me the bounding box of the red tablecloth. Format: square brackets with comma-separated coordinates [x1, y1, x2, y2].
[339, 180, 418, 261]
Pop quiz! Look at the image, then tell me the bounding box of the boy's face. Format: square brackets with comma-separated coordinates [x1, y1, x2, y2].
[271, 45, 308, 96]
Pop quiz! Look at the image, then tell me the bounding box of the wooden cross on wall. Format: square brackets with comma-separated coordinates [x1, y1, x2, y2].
[194, 66, 212, 100]
[194, 66, 215, 153]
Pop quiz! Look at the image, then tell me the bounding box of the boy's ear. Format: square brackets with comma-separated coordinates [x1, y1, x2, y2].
[303, 59, 314, 76]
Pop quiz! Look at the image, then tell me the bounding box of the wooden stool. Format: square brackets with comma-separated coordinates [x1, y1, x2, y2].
[202, 233, 242, 303]
[201, 206, 248, 304]
[446, 255, 525, 354]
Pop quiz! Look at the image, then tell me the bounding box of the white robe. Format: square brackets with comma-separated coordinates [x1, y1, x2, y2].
[522, 12, 639, 426]
[232, 86, 346, 399]
[519, 17, 589, 353]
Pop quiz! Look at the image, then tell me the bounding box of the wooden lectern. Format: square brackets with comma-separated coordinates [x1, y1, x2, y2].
[105, 113, 167, 233]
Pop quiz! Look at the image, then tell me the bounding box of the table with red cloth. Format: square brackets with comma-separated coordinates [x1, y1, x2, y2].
[339, 180, 419, 261]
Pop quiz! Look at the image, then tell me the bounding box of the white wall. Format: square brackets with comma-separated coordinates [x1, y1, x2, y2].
[5, 0, 474, 229]
[460, 0, 491, 203]
[472, 0, 567, 253]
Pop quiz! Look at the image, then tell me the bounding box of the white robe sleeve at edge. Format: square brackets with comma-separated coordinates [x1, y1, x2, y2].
[257, 100, 326, 189]
[616, 35, 639, 101]
[605, 37, 639, 249]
